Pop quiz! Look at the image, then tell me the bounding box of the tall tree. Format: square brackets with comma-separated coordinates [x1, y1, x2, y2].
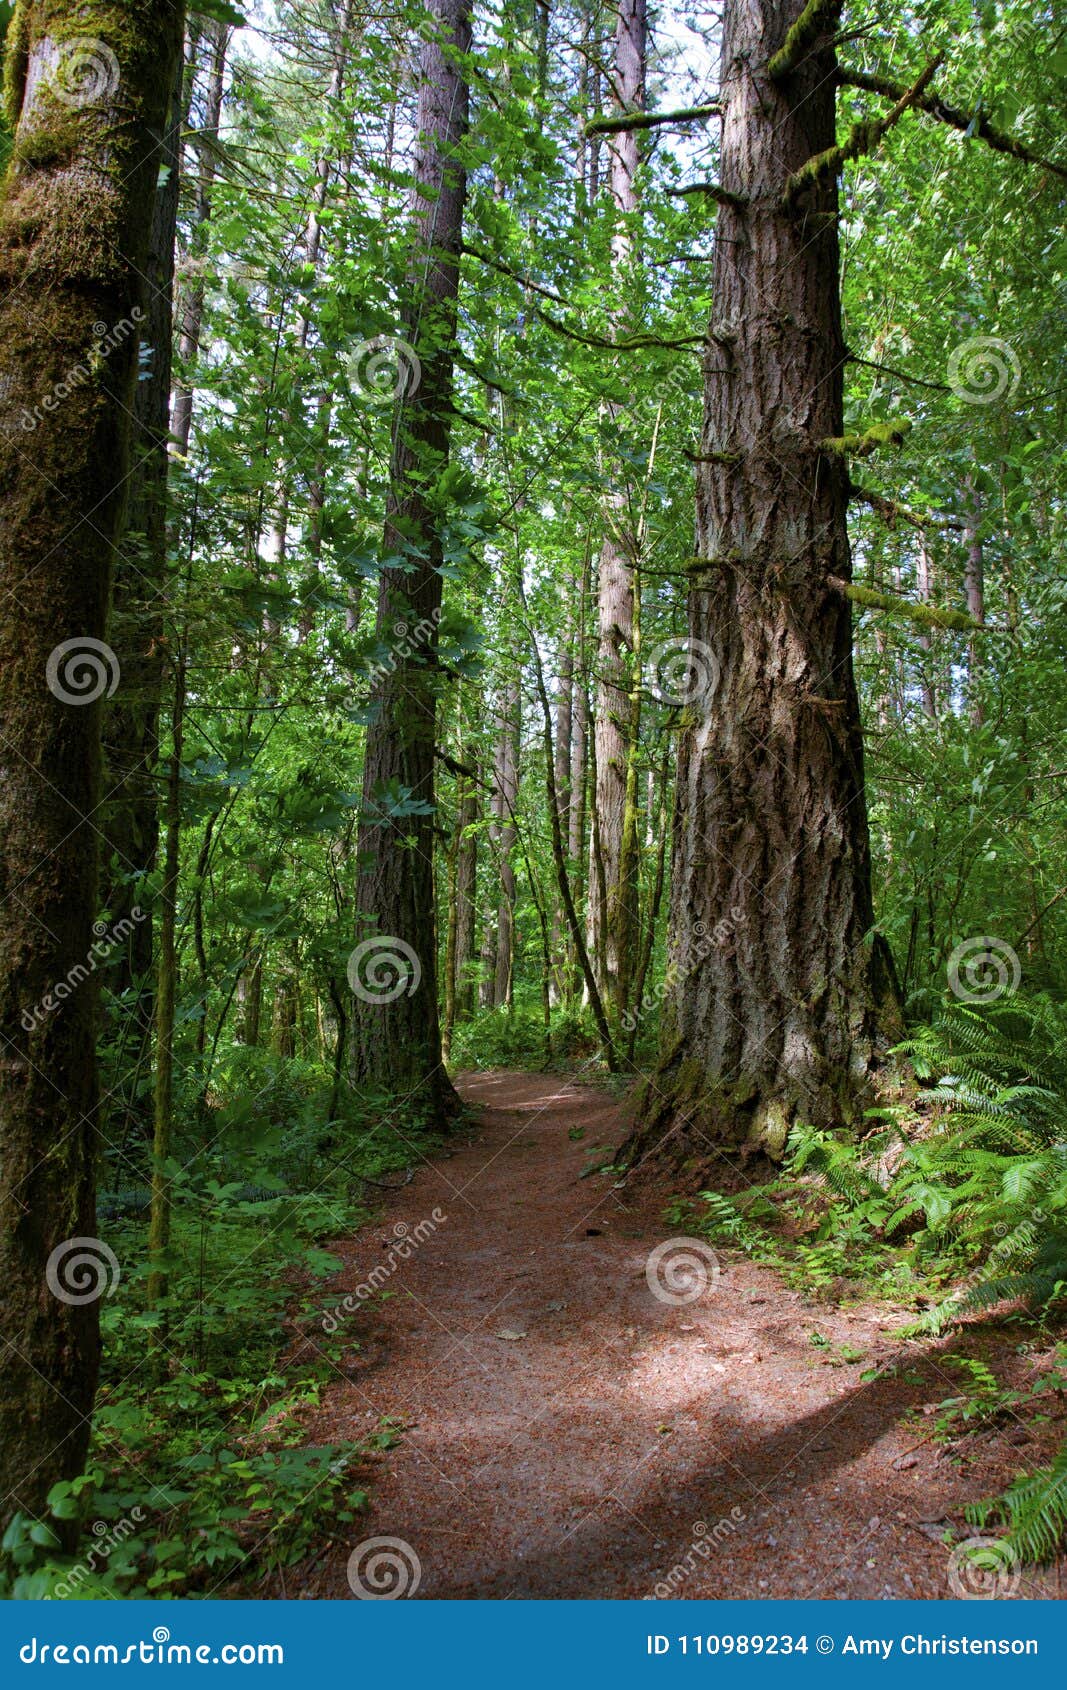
[627, 0, 903, 1164]
[588, 0, 646, 1016]
[350, 0, 471, 1117]
[101, 44, 183, 1140]
[0, 0, 184, 1527]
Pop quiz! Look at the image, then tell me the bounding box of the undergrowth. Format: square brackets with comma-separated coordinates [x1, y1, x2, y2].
[670, 997, 1067, 1567]
[1, 1052, 436, 1599]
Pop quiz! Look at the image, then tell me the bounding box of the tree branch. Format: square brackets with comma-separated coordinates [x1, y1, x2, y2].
[849, 483, 963, 532]
[819, 420, 912, 458]
[838, 67, 1067, 180]
[767, 0, 843, 80]
[782, 55, 943, 207]
[584, 102, 721, 137]
[828, 576, 980, 632]
[668, 182, 746, 209]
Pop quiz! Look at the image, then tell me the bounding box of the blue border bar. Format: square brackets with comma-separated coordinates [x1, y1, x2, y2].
[2, 1600, 1063, 1686]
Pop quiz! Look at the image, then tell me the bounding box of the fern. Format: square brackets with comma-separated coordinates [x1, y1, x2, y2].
[967, 1438, 1067, 1565]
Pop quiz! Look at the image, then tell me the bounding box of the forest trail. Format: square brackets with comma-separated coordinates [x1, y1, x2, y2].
[294, 1073, 1057, 1600]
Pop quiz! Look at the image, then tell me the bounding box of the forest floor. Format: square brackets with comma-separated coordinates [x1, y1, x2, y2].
[280, 1071, 1064, 1600]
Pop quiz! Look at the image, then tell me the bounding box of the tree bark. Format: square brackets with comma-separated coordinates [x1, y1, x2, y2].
[963, 474, 985, 726]
[102, 45, 183, 1140]
[492, 681, 520, 1009]
[0, 0, 183, 1530]
[350, 0, 470, 1120]
[588, 0, 645, 1013]
[171, 18, 227, 457]
[626, 0, 900, 1169]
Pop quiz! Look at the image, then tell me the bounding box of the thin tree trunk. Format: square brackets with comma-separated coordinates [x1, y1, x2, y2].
[148, 653, 186, 1322]
[453, 741, 479, 1022]
[626, 0, 901, 1168]
[493, 683, 520, 1009]
[102, 45, 183, 1140]
[172, 19, 228, 457]
[916, 533, 937, 719]
[0, 0, 184, 1531]
[351, 0, 471, 1119]
[963, 474, 985, 725]
[549, 632, 574, 1001]
[588, 0, 646, 1009]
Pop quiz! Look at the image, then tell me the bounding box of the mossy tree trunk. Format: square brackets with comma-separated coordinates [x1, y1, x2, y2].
[626, 0, 900, 1170]
[350, 0, 470, 1120]
[0, 0, 184, 1530]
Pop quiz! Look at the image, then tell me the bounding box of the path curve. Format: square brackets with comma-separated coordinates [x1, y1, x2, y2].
[295, 1072, 1056, 1600]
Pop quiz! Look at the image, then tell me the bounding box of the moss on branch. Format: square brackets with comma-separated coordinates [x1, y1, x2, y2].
[828, 576, 979, 632]
[767, 0, 842, 80]
[782, 56, 943, 207]
[585, 102, 721, 138]
[838, 67, 1067, 181]
[819, 420, 912, 458]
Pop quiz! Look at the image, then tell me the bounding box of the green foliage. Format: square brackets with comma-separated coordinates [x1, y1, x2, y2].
[967, 1441, 1067, 1565]
[0, 1048, 421, 1598]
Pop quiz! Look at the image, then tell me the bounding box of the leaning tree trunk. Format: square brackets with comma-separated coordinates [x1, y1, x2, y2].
[626, 0, 900, 1168]
[351, 0, 470, 1119]
[0, 0, 183, 1531]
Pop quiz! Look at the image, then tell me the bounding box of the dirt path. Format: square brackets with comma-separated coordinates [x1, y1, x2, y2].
[295, 1072, 1061, 1600]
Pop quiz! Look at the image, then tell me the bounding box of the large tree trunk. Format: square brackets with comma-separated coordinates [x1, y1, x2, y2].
[627, 0, 900, 1169]
[588, 0, 645, 1013]
[0, 0, 183, 1530]
[350, 0, 470, 1119]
